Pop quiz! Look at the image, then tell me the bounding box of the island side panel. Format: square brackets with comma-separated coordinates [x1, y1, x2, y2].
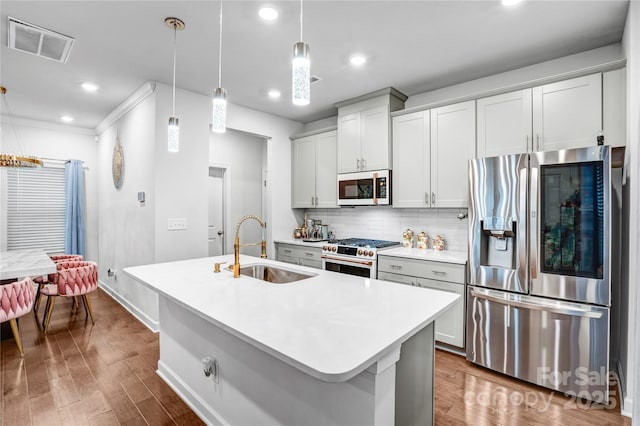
[156, 296, 398, 425]
[395, 322, 435, 426]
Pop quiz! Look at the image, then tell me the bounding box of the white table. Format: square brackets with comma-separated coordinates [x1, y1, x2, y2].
[0, 249, 56, 281]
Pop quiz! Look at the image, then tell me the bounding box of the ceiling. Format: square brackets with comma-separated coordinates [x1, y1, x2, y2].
[0, 0, 630, 130]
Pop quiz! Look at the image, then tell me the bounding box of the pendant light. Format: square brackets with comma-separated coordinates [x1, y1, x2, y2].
[165, 17, 185, 152]
[292, 0, 310, 106]
[0, 86, 43, 168]
[212, 1, 227, 133]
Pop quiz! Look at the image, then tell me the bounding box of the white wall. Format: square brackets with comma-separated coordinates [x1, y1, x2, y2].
[622, 0, 640, 420]
[97, 91, 159, 330]
[0, 117, 98, 261]
[210, 129, 266, 257]
[225, 102, 304, 254]
[153, 84, 210, 263]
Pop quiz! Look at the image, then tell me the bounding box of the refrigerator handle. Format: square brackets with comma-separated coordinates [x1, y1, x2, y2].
[518, 166, 528, 286]
[530, 166, 539, 280]
[469, 289, 603, 319]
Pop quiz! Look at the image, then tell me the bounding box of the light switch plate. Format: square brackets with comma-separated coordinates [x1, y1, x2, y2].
[168, 218, 188, 231]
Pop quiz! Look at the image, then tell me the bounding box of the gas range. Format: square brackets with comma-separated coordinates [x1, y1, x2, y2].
[322, 238, 401, 259]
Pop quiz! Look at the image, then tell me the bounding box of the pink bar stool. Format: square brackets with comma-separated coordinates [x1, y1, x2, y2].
[39, 261, 98, 334]
[0, 277, 35, 356]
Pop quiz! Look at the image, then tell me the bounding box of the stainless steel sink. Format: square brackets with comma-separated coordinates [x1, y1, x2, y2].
[239, 264, 315, 284]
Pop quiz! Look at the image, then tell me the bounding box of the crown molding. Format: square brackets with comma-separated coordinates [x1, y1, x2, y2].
[0, 114, 96, 135]
[95, 81, 156, 135]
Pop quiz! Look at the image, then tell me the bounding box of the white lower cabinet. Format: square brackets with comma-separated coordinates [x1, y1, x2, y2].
[378, 255, 466, 349]
[275, 243, 322, 269]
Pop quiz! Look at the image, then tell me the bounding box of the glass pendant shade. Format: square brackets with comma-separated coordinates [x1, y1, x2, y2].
[212, 87, 227, 133]
[292, 42, 310, 106]
[168, 117, 180, 152]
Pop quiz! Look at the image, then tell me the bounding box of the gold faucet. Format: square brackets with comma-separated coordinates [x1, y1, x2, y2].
[232, 214, 267, 278]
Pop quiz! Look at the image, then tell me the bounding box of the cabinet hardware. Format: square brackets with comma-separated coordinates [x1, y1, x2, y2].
[425, 192, 429, 205]
[536, 134, 540, 151]
[284, 249, 292, 253]
[315, 196, 318, 206]
[526, 135, 529, 152]
[432, 270, 446, 275]
[390, 264, 402, 269]
[362, 158, 366, 170]
[356, 158, 360, 170]
[305, 252, 314, 257]
[432, 192, 436, 205]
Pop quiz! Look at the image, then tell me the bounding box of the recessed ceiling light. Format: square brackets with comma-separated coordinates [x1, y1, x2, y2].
[61, 116, 74, 122]
[501, 0, 523, 6]
[259, 7, 278, 21]
[268, 89, 281, 99]
[81, 82, 99, 92]
[350, 55, 367, 66]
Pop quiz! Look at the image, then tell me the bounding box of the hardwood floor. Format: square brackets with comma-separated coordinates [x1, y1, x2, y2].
[1, 288, 631, 425]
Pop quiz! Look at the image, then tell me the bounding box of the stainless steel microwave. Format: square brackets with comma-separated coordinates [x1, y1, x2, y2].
[337, 170, 391, 206]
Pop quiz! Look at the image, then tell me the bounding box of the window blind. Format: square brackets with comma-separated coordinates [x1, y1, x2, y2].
[7, 166, 66, 253]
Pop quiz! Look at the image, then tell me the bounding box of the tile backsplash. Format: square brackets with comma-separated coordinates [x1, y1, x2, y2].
[305, 207, 469, 252]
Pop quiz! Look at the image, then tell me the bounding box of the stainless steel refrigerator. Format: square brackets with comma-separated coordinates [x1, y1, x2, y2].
[467, 146, 617, 403]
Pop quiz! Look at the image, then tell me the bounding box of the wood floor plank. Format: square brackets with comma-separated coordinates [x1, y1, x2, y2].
[29, 392, 62, 426]
[136, 396, 176, 425]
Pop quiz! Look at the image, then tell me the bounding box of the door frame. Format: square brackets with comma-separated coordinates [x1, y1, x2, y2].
[209, 163, 231, 255]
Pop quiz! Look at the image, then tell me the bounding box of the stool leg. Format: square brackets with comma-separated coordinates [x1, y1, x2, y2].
[44, 297, 56, 334]
[82, 294, 95, 324]
[8, 318, 24, 357]
[34, 283, 44, 312]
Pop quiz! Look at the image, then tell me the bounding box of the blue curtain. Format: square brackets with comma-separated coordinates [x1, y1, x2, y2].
[64, 160, 86, 257]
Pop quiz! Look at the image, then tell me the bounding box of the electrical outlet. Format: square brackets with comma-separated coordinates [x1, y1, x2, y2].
[168, 218, 187, 231]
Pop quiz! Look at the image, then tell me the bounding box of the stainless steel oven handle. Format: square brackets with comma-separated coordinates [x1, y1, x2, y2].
[321, 255, 374, 267]
[470, 289, 603, 319]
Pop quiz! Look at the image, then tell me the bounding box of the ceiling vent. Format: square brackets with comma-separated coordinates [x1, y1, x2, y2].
[7, 17, 74, 63]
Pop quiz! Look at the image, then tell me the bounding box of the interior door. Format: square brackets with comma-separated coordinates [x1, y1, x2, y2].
[208, 167, 225, 256]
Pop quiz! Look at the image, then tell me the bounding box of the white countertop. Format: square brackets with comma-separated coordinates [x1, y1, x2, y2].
[274, 239, 327, 248]
[124, 254, 459, 382]
[378, 247, 468, 264]
[0, 249, 56, 280]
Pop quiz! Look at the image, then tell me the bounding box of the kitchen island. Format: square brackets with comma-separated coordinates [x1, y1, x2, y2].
[124, 254, 459, 425]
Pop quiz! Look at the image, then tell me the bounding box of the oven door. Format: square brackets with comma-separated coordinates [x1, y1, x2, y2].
[321, 255, 375, 278]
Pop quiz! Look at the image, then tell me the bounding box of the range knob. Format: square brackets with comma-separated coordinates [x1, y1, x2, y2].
[358, 249, 363, 256]
[368, 250, 374, 257]
[322, 246, 327, 251]
[332, 246, 337, 252]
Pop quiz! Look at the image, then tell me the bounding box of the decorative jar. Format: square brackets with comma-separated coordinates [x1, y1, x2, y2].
[432, 234, 445, 251]
[417, 231, 429, 249]
[402, 229, 414, 248]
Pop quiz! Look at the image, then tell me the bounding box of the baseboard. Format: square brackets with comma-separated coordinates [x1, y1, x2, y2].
[98, 280, 159, 333]
[157, 360, 226, 425]
[616, 359, 633, 417]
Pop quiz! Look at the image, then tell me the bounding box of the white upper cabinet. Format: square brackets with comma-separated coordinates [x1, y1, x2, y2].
[360, 105, 391, 172]
[430, 100, 476, 208]
[392, 111, 431, 207]
[532, 73, 602, 152]
[392, 100, 475, 209]
[336, 89, 406, 174]
[315, 131, 339, 208]
[291, 129, 338, 209]
[476, 72, 621, 157]
[477, 89, 533, 157]
[337, 113, 361, 173]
